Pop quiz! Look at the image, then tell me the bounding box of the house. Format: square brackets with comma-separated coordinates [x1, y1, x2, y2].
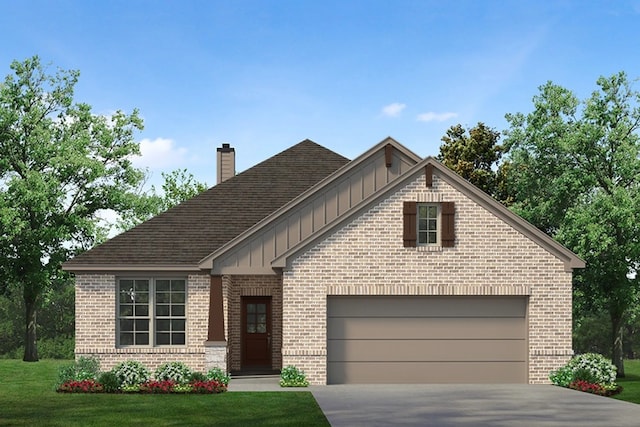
[62, 138, 584, 385]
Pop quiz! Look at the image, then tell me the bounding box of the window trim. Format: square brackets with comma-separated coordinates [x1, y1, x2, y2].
[116, 277, 188, 348]
[417, 203, 440, 246]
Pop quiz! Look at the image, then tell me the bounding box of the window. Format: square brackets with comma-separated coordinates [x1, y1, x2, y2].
[118, 278, 186, 347]
[403, 201, 455, 248]
[418, 204, 439, 245]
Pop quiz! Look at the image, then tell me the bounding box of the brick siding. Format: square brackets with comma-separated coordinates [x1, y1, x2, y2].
[282, 173, 573, 384]
[75, 273, 210, 372]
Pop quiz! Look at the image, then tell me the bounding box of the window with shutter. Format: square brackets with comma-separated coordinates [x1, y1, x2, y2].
[403, 201, 455, 248]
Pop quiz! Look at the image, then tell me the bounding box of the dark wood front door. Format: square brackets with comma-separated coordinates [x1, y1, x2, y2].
[241, 297, 272, 368]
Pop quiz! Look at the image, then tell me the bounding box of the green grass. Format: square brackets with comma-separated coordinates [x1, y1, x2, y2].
[613, 360, 640, 404]
[0, 360, 329, 426]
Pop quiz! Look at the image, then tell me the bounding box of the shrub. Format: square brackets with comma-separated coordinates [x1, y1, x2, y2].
[549, 365, 573, 388]
[98, 371, 120, 393]
[189, 371, 207, 382]
[549, 353, 618, 391]
[154, 362, 192, 385]
[112, 360, 151, 387]
[206, 367, 230, 386]
[280, 365, 309, 387]
[55, 356, 100, 389]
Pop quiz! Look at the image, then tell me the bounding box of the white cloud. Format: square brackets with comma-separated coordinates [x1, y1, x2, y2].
[381, 102, 406, 117]
[416, 112, 458, 122]
[132, 138, 188, 169]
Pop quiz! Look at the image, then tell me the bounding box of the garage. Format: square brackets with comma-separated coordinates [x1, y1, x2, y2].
[327, 295, 527, 384]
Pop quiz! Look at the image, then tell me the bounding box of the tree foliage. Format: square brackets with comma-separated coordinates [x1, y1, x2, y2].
[437, 122, 502, 196]
[502, 72, 640, 376]
[0, 56, 146, 361]
[118, 168, 207, 231]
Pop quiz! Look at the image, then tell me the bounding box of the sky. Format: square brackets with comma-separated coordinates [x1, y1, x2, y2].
[2, 0, 640, 188]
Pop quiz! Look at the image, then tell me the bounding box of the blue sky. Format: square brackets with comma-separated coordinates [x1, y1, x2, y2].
[2, 0, 640, 187]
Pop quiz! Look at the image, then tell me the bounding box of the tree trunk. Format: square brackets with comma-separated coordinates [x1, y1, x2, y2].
[611, 311, 625, 378]
[23, 298, 38, 362]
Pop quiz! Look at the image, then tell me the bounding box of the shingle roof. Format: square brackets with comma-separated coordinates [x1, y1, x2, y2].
[63, 140, 350, 268]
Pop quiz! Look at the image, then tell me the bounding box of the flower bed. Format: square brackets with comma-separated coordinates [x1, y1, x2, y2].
[550, 353, 623, 397]
[56, 358, 228, 394]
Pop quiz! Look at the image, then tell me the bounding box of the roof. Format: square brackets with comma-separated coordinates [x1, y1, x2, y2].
[63, 139, 350, 270]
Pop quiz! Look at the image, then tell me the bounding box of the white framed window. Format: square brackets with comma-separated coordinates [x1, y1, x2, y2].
[117, 278, 186, 347]
[417, 203, 439, 245]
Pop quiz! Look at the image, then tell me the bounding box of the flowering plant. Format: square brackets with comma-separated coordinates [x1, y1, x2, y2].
[139, 380, 175, 393]
[112, 360, 151, 387]
[190, 380, 226, 394]
[58, 379, 104, 393]
[154, 362, 192, 385]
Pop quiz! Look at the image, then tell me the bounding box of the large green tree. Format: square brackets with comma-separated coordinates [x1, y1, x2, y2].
[118, 168, 207, 231]
[437, 122, 502, 196]
[0, 56, 146, 361]
[502, 72, 640, 376]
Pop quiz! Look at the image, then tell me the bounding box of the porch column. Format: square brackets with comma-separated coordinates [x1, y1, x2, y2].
[205, 275, 227, 370]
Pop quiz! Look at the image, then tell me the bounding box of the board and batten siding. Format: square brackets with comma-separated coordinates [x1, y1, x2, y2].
[214, 148, 417, 273]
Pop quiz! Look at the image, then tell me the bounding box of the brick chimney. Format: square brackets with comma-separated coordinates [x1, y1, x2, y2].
[216, 143, 235, 184]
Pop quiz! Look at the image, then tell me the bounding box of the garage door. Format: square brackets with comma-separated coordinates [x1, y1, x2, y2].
[327, 296, 527, 384]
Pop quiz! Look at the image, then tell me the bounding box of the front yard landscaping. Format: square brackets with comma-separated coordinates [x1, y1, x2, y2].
[0, 360, 330, 426]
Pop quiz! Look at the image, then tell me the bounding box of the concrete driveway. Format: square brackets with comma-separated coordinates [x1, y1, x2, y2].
[310, 384, 640, 427]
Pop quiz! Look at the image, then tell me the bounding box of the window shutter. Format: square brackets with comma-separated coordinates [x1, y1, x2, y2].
[441, 202, 455, 247]
[425, 163, 433, 187]
[403, 201, 417, 247]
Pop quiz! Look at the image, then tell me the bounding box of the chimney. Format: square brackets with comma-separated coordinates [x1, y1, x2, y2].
[216, 143, 236, 184]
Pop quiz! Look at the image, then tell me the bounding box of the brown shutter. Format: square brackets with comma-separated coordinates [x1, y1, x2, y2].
[403, 201, 417, 247]
[385, 144, 393, 167]
[425, 163, 433, 187]
[441, 202, 455, 247]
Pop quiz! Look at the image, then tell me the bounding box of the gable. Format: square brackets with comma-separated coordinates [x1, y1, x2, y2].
[203, 138, 421, 274]
[271, 157, 584, 273]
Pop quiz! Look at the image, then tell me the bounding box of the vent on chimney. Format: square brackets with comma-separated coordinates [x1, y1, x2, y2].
[216, 143, 236, 184]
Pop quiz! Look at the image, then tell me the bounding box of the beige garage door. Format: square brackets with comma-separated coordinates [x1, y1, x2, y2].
[327, 296, 527, 384]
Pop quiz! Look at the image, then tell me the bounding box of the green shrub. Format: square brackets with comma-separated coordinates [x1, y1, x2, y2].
[280, 365, 309, 387]
[112, 360, 150, 387]
[549, 365, 574, 387]
[189, 371, 207, 382]
[97, 371, 120, 393]
[55, 356, 101, 389]
[206, 367, 230, 386]
[154, 362, 192, 385]
[550, 353, 617, 387]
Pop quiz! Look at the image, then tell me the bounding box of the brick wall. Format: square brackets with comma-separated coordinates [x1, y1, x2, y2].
[283, 173, 573, 384]
[74, 273, 210, 372]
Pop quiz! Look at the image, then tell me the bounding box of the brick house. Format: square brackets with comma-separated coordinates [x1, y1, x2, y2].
[63, 138, 584, 384]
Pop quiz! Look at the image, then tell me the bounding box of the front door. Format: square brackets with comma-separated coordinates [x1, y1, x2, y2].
[241, 297, 272, 368]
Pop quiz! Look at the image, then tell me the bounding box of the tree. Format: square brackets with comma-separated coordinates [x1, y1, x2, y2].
[502, 72, 640, 376]
[437, 122, 502, 196]
[0, 56, 147, 361]
[117, 168, 207, 230]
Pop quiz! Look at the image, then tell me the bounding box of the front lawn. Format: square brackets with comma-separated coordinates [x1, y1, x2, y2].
[0, 360, 329, 426]
[612, 360, 640, 404]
